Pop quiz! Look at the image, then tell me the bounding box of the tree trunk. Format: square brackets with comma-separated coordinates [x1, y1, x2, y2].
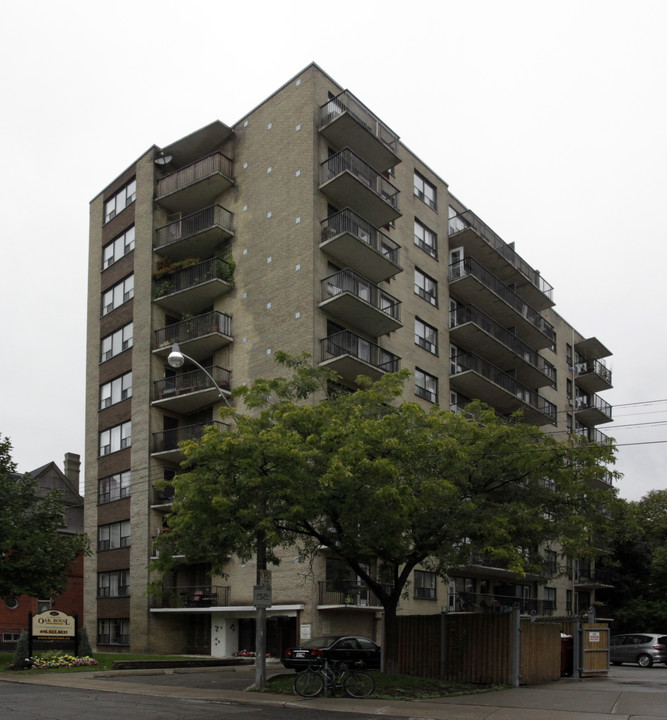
[381, 599, 401, 675]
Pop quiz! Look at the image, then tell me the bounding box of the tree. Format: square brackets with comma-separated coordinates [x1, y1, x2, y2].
[152, 354, 618, 673]
[0, 435, 89, 600]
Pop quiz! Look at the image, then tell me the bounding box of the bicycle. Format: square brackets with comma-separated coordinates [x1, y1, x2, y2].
[293, 658, 375, 698]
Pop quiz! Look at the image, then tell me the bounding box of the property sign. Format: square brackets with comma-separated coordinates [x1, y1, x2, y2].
[31, 610, 76, 638]
[588, 631, 601, 643]
[253, 585, 272, 608]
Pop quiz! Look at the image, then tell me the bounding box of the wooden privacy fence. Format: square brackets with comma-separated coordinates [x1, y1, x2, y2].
[396, 611, 586, 686]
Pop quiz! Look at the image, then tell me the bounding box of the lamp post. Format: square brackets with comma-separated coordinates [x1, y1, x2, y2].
[166, 344, 269, 691]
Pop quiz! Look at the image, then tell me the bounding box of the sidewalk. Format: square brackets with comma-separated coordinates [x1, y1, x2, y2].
[1, 666, 666, 720]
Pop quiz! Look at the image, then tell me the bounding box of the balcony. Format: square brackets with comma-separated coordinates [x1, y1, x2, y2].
[154, 205, 233, 260]
[449, 305, 556, 388]
[574, 568, 614, 590]
[152, 365, 231, 414]
[319, 91, 400, 172]
[151, 420, 228, 461]
[575, 393, 613, 425]
[320, 209, 401, 282]
[320, 149, 400, 227]
[454, 591, 554, 616]
[575, 359, 613, 394]
[450, 352, 557, 425]
[575, 336, 611, 362]
[320, 330, 400, 383]
[151, 485, 175, 509]
[156, 153, 234, 213]
[153, 585, 230, 609]
[320, 269, 401, 336]
[153, 311, 232, 362]
[153, 258, 234, 315]
[575, 425, 612, 445]
[449, 210, 554, 310]
[449, 257, 555, 348]
[318, 580, 389, 608]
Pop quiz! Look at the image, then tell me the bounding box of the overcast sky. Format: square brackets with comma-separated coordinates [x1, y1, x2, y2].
[1, 0, 664, 502]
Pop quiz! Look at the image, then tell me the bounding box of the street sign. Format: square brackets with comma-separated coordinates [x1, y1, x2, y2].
[253, 585, 272, 608]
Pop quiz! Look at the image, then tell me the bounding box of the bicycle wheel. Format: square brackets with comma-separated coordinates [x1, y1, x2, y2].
[293, 670, 325, 698]
[344, 671, 375, 698]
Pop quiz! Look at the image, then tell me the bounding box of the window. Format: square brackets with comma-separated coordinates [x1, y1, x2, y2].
[566, 343, 573, 367]
[414, 570, 437, 600]
[414, 171, 437, 210]
[100, 322, 133, 362]
[99, 421, 131, 456]
[101, 274, 134, 315]
[98, 520, 130, 551]
[36, 599, 52, 613]
[102, 226, 135, 269]
[414, 219, 437, 258]
[98, 470, 131, 504]
[414, 268, 437, 305]
[97, 618, 130, 645]
[98, 570, 130, 598]
[104, 179, 136, 223]
[544, 586, 556, 611]
[100, 372, 132, 409]
[415, 318, 437, 355]
[544, 549, 558, 576]
[415, 368, 438, 404]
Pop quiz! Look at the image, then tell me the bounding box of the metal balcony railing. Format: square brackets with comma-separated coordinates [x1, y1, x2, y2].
[319, 91, 399, 153]
[318, 580, 390, 606]
[153, 366, 231, 401]
[320, 209, 400, 265]
[449, 305, 556, 382]
[154, 311, 232, 349]
[154, 205, 233, 250]
[575, 358, 612, 385]
[153, 258, 233, 298]
[320, 149, 399, 209]
[156, 153, 233, 199]
[574, 426, 612, 445]
[449, 210, 554, 302]
[454, 591, 554, 616]
[451, 352, 557, 422]
[152, 485, 175, 505]
[152, 421, 228, 454]
[155, 585, 230, 609]
[449, 257, 556, 343]
[321, 330, 400, 373]
[321, 269, 401, 321]
[575, 393, 613, 419]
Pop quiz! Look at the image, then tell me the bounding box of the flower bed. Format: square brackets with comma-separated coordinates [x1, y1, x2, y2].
[10, 654, 99, 670]
[232, 649, 271, 658]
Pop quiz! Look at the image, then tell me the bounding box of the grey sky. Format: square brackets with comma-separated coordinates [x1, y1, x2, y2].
[1, 0, 664, 501]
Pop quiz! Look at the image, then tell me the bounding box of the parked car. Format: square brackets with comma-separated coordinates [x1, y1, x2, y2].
[282, 635, 381, 670]
[610, 633, 667, 667]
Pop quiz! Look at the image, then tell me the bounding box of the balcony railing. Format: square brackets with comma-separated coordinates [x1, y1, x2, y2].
[318, 580, 390, 607]
[152, 421, 227, 454]
[154, 311, 232, 349]
[449, 257, 555, 343]
[152, 485, 175, 505]
[154, 205, 233, 250]
[575, 358, 612, 385]
[575, 426, 612, 445]
[321, 209, 400, 265]
[321, 330, 400, 373]
[449, 305, 556, 383]
[157, 153, 233, 199]
[154, 585, 230, 609]
[449, 210, 554, 302]
[319, 91, 399, 154]
[153, 365, 231, 401]
[451, 352, 557, 422]
[154, 258, 233, 298]
[575, 393, 613, 420]
[321, 269, 401, 321]
[454, 591, 554, 616]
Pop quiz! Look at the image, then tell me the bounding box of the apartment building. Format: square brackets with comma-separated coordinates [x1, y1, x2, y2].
[84, 63, 614, 656]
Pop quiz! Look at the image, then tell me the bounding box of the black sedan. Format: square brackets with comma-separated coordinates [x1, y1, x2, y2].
[282, 635, 381, 670]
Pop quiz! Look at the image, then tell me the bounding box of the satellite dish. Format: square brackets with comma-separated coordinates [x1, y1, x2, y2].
[155, 153, 173, 166]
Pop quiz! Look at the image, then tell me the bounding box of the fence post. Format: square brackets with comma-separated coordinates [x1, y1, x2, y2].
[511, 606, 521, 687]
[573, 618, 581, 678]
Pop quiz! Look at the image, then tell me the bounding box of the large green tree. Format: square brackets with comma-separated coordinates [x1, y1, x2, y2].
[153, 354, 618, 673]
[0, 435, 89, 600]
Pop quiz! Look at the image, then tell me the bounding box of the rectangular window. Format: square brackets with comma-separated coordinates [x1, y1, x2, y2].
[414, 268, 437, 305]
[101, 274, 134, 316]
[97, 618, 130, 645]
[99, 421, 131, 456]
[104, 179, 136, 224]
[98, 570, 130, 598]
[414, 171, 437, 210]
[544, 549, 558, 576]
[102, 226, 135, 269]
[415, 368, 438, 404]
[98, 520, 131, 551]
[414, 570, 437, 600]
[36, 599, 52, 613]
[415, 318, 438, 355]
[100, 322, 133, 362]
[100, 372, 132, 409]
[414, 219, 437, 258]
[98, 470, 131, 504]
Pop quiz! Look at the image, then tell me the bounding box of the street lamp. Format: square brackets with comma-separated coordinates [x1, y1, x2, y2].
[165, 343, 269, 691]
